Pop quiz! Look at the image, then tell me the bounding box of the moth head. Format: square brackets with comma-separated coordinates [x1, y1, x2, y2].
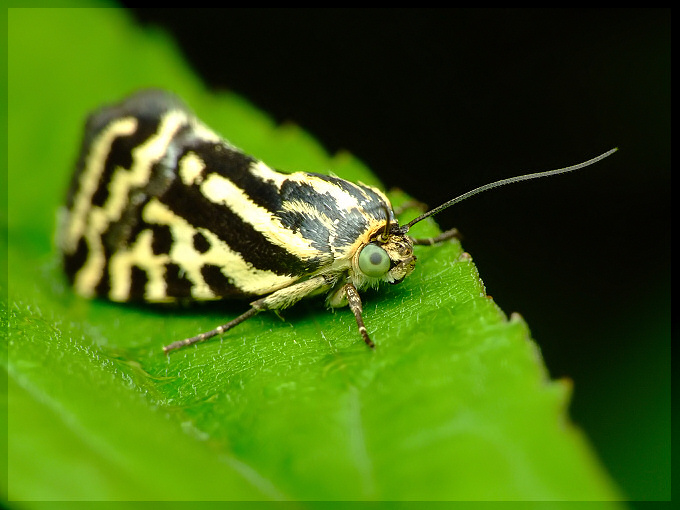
[355, 224, 416, 285]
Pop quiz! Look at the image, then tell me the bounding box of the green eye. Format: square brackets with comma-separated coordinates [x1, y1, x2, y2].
[359, 243, 391, 277]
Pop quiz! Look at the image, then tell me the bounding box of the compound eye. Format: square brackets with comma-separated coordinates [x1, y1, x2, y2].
[358, 243, 391, 278]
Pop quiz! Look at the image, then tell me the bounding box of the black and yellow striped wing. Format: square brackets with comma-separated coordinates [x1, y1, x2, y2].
[59, 90, 392, 303]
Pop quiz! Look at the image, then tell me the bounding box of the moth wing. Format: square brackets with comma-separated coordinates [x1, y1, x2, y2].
[60, 91, 321, 303]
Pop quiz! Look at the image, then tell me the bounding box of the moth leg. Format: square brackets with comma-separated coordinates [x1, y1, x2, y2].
[163, 275, 331, 353]
[343, 283, 375, 349]
[163, 307, 260, 353]
[410, 228, 460, 246]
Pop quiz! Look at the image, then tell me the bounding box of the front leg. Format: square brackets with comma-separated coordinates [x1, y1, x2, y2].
[344, 283, 375, 349]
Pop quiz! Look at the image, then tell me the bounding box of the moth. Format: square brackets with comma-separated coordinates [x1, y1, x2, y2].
[58, 90, 617, 353]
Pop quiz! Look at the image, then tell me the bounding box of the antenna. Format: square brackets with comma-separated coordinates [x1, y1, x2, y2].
[398, 148, 618, 234]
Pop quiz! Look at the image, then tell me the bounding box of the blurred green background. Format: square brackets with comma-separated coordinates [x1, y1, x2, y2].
[5, 6, 669, 504]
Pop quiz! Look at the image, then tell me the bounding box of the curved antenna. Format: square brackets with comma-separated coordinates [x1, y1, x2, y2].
[398, 147, 618, 234]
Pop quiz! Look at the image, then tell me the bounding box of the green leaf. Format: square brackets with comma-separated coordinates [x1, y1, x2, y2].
[6, 6, 624, 503]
